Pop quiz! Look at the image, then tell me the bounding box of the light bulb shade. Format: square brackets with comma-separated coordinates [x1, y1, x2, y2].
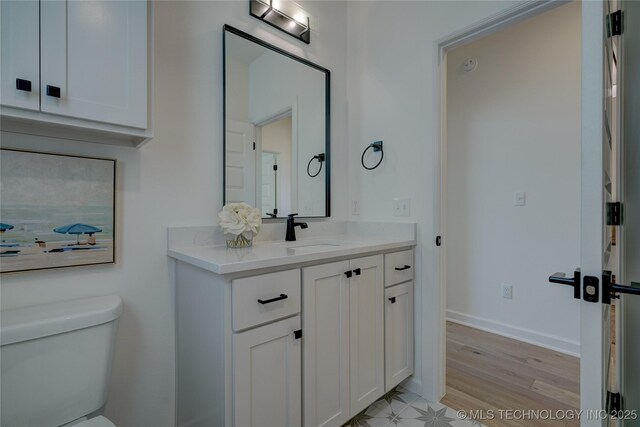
[250, 0, 311, 44]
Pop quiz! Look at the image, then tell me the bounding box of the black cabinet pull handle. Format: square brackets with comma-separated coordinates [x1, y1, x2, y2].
[353, 268, 361, 276]
[294, 329, 302, 339]
[46, 85, 61, 98]
[257, 293, 288, 304]
[389, 297, 396, 304]
[395, 265, 411, 271]
[16, 79, 31, 92]
[345, 271, 353, 278]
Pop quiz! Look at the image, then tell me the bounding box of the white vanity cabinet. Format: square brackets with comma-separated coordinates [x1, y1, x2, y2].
[0, 0, 151, 146]
[302, 255, 384, 427]
[172, 237, 415, 427]
[383, 250, 415, 392]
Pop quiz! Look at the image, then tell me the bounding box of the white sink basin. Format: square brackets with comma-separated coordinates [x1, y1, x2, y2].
[286, 240, 345, 255]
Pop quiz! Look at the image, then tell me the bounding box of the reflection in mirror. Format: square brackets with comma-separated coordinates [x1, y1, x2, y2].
[224, 26, 330, 218]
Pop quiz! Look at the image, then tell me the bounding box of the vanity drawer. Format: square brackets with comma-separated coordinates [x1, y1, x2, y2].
[232, 269, 301, 331]
[384, 250, 414, 287]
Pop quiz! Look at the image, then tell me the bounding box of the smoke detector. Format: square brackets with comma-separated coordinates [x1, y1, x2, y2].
[462, 58, 478, 73]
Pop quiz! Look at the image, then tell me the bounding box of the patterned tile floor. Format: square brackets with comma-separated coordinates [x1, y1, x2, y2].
[344, 386, 485, 427]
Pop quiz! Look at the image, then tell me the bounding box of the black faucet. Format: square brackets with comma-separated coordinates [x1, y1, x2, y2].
[286, 213, 308, 241]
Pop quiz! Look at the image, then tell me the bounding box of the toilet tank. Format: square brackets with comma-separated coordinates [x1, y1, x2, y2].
[0, 295, 123, 427]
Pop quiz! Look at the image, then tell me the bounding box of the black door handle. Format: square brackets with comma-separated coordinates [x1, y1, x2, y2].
[46, 85, 61, 98]
[549, 268, 581, 300]
[257, 293, 288, 304]
[345, 271, 353, 278]
[395, 265, 411, 271]
[16, 78, 31, 92]
[603, 270, 640, 304]
[353, 268, 361, 276]
[389, 297, 396, 304]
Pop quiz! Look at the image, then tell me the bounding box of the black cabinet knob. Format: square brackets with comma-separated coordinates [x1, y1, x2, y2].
[16, 79, 32, 92]
[46, 85, 61, 98]
[353, 268, 361, 276]
[389, 297, 396, 304]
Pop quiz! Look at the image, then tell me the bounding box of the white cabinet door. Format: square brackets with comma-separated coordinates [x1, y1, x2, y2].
[233, 316, 301, 427]
[303, 261, 351, 427]
[349, 255, 385, 415]
[1, 0, 39, 111]
[40, 0, 147, 128]
[384, 281, 414, 392]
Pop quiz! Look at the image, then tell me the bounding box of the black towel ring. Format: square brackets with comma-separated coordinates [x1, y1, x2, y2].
[307, 153, 325, 178]
[361, 141, 384, 170]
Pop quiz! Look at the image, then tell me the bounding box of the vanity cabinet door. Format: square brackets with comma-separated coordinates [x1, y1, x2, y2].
[302, 260, 351, 427]
[384, 281, 414, 392]
[233, 316, 301, 427]
[349, 255, 385, 415]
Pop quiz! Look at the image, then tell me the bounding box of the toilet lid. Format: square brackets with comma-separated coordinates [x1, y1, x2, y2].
[74, 416, 116, 427]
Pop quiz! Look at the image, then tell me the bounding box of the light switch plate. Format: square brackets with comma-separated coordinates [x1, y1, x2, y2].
[393, 198, 411, 217]
[514, 191, 526, 206]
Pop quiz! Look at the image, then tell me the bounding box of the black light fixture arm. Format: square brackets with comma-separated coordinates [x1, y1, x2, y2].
[361, 141, 384, 170]
[307, 153, 325, 177]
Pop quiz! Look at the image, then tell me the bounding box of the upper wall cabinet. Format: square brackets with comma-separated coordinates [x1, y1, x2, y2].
[0, 0, 152, 147]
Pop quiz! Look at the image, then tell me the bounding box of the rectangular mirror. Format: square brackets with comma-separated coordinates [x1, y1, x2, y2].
[223, 25, 330, 218]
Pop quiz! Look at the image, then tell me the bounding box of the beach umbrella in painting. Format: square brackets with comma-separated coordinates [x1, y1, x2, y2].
[0, 223, 14, 233]
[54, 223, 102, 244]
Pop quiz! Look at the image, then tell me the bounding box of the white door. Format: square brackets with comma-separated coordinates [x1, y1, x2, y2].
[261, 152, 278, 216]
[349, 255, 384, 416]
[578, 1, 615, 424]
[303, 261, 351, 427]
[0, 0, 39, 111]
[233, 316, 301, 427]
[385, 281, 414, 392]
[226, 119, 256, 205]
[40, 0, 148, 128]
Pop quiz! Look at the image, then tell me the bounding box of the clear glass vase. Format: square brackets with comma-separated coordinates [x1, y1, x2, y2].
[226, 232, 254, 248]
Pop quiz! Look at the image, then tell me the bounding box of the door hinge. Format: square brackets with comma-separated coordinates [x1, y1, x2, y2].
[607, 391, 622, 412]
[608, 10, 623, 37]
[273, 164, 278, 171]
[253, 141, 256, 150]
[607, 202, 622, 226]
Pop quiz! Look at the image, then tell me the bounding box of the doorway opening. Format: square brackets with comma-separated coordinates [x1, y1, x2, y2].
[440, 2, 583, 423]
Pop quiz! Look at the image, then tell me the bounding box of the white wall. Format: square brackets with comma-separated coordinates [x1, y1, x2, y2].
[0, 1, 348, 426]
[445, 1, 581, 355]
[345, 0, 533, 400]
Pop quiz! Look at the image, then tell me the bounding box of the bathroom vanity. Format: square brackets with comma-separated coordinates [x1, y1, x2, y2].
[169, 222, 416, 427]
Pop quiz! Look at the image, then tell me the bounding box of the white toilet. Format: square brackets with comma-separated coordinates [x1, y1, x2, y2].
[0, 295, 123, 427]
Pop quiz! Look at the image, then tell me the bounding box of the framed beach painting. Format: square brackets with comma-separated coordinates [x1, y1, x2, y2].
[0, 149, 115, 273]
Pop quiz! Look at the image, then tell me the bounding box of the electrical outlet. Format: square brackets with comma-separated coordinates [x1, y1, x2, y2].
[393, 198, 411, 217]
[514, 191, 526, 206]
[352, 199, 360, 216]
[501, 284, 513, 299]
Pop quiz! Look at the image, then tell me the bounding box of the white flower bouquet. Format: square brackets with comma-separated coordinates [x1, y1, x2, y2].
[217, 203, 262, 248]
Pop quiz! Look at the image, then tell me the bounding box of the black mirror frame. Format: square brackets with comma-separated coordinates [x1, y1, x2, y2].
[223, 25, 331, 219]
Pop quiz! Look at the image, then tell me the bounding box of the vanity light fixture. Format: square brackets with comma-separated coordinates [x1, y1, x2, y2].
[250, 0, 311, 44]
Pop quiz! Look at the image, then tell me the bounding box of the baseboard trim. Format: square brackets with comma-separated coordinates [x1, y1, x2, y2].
[446, 310, 580, 357]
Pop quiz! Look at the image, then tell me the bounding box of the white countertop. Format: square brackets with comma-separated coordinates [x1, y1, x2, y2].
[167, 221, 417, 275]
[168, 235, 415, 274]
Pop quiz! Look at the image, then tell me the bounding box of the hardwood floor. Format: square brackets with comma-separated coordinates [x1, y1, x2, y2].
[443, 321, 580, 427]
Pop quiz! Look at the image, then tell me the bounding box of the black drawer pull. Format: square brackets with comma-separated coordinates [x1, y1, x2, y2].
[16, 78, 31, 92]
[395, 265, 411, 271]
[257, 293, 288, 304]
[46, 85, 61, 98]
[353, 268, 361, 276]
[345, 271, 353, 278]
[389, 297, 396, 304]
